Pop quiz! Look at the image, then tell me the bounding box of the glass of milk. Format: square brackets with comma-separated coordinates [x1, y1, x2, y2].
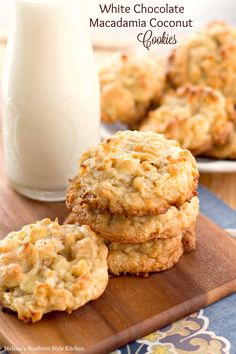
[1, 0, 100, 201]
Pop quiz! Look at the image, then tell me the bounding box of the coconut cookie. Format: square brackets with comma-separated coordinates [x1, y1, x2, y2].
[107, 226, 196, 276]
[167, 21, 236, 104]
[71, 196, 199, 243]
[140, 85, 234, 156]
[66, 131, 199, 217]
[100, 53, 165, 126]
[182, 223, 197, 253]
[63, 214, 197, 276]
[0, 219, 108, 322]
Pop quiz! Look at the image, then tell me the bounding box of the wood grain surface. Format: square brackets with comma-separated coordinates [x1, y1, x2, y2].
[0, 215, 236, 354]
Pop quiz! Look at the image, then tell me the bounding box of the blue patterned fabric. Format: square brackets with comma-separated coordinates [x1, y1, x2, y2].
[114, 185, 236, 354]
[198, 185, 236, 229]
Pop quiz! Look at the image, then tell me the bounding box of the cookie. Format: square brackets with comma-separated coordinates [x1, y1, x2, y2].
[66, 131, 199, 217]
[182, 224, 196, 253]
[140, 85, 234, 156]
[63, 214, 196, 276]
[107, 225, 196, 276]
[0, 219, 108, 322]
[100, 53, 165, 126]
[167, 21, 236, 104]
[204, 129, 236, 159]
[71, 196, 199, 243]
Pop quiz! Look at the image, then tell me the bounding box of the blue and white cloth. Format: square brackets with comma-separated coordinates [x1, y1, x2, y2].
[114, 186, 236, 354]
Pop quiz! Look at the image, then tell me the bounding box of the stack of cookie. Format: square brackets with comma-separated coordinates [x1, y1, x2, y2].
[66, 131, 199, 276]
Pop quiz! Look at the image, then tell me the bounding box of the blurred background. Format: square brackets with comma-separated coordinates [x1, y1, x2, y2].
[0, 0, 236, 69]
[0, 0, 236, 48]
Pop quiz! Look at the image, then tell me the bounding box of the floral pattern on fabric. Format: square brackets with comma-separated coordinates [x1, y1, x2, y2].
[113, 310, 231, 354]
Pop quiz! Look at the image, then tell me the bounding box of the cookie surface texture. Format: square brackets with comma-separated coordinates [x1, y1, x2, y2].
[0, 219, 108, 322]
[72, 196, 199, 243]
[107, 226, 196, 276]
[67, 131, 199, 216]
[167, 21, 236, 104]
[140, 85, 234, 156]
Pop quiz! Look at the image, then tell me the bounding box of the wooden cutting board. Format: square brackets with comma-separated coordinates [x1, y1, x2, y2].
[0, 214, 236, 354]
[0, 147, 236, 354]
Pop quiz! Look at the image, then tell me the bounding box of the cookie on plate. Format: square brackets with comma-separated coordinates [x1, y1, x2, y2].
[167, 21, 236, 104]
[140, 85, 234, 156]
[100, 53, 165, 126]
[107, 225, 196, 276]
[66, 131, 199, 217]
[204, 129, 236, 159]
[71, 196, 199, 243]
[0, 219, 108, 322]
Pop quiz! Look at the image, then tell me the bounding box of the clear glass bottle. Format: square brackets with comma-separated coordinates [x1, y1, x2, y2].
[2, 0, 100, 201]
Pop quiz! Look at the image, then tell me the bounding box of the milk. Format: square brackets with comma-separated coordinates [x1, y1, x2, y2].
[2, 0, 100, 201]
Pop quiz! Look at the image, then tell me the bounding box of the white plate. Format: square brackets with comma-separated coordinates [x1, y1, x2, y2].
[100, 124, 236, 173]
[196, 158, 236, 173]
